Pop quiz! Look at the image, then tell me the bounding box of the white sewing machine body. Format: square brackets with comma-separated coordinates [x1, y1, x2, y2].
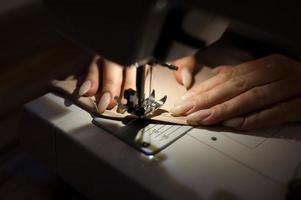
[20, 93, 301, 200]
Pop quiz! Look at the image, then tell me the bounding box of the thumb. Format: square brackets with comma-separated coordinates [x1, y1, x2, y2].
[172, 56, 196, 89]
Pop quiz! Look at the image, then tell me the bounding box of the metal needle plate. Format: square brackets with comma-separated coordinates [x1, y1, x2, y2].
[93, 118, 192, 155]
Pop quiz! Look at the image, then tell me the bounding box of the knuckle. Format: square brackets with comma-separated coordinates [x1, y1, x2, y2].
[104, 81, 122, 95]
[105, 78, 117, 86]
[106, 75, 123, 86]
[206, 103, 234, 125]
[278, 102, 290, 118]
[124, 77, 136, 87]
[218, 103, 229, 115]
[231, 77, 249, 90]
[249, 87, 266, 100]
[197, 92, 212, 108]
[212, 103, 229, 120]
[216, 65, 234, 74]
[218, 69, 235, 80]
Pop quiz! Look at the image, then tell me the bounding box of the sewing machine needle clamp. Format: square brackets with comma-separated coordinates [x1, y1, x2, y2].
[114, 89, 167, 117]
[115, 60, 177, 117]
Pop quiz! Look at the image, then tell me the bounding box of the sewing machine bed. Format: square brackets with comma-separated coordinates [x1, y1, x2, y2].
[20, 93, 301, 200]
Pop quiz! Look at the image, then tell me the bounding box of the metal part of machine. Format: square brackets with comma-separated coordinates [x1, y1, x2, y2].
[44, 0, 229, 65]
[20, 2, 301, 198]
[115, 60, 178, 117]
[44, 0, 230, 117]
[43, 0, 301, 117]
[43, 0, 230, 117]
[44, 0, 301, 65]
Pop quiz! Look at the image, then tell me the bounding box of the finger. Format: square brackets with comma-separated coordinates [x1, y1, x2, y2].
[182, 55, 281, 100]
[181, 64, 250, 101]
[171, 69, 237, 116]
[188, 77, 301, 125]
[172, 56, 288, 116]
[181, 65, 235, 101]
[211, 65, 234, 75]
[79, 56, 100, 96]
[188, 59, 287, 113]
[224, 54, 284, 75]
[222, 97, 301, 130]
[98, 60, 123, 113]
[121, 66, 137, 99]
[172, 56, 196, 89]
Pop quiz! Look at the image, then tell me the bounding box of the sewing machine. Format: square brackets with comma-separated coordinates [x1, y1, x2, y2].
[44, 0, 231, 117]
[43, 0, 301, 118]
[20, 0, 301, 199]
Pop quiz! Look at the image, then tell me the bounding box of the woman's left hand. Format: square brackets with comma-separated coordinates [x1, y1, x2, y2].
[170, 54, 301, 130]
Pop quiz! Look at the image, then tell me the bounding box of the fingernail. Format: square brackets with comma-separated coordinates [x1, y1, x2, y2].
[187, 109, 211, 122]
[186, 120, 200, 126]
[181, 91, 195, 101]
[79, 80, 91, 96]
[182, 67, 192, 89]
[98, 92, 111, 113]
[223, 118, 244, 127]
[170, 101, 195, 116]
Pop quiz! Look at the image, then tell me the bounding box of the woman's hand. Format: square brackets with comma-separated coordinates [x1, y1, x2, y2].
[78, 56, 136, 113]
[171, 54, 301, 130]
[78, 56, 196, 113]
[172, 56, 196, 89]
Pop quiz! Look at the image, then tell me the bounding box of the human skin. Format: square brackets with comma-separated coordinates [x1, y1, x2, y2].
[170, 54, 301, 130]
[78, 56, 195, 113]
[79, 54, 301, 130]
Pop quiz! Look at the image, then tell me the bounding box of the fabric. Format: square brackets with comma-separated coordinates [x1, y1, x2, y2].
[51, 66, 213, 125]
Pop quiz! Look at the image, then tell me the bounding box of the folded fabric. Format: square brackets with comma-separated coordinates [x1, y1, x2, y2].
[51, 66, 213, 125]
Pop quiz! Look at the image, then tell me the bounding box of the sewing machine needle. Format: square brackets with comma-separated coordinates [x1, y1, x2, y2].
[149, 65, 153, 100]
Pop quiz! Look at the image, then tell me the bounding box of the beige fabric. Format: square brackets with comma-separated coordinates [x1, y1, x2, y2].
[51, 66, 213, 125]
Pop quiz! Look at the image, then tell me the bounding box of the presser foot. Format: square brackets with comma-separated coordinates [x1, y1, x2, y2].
[115, 89, 167, 117]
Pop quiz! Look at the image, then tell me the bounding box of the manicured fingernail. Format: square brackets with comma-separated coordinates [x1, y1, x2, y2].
[223, 118, 244, 127]
[182, 67, 192, 89]
[181, 91, 195, 101]
[170, 101, 194, 116]
[79, 80, 91, 96]
[98, 92, 111, 113]
[187, 109, 211, 122]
